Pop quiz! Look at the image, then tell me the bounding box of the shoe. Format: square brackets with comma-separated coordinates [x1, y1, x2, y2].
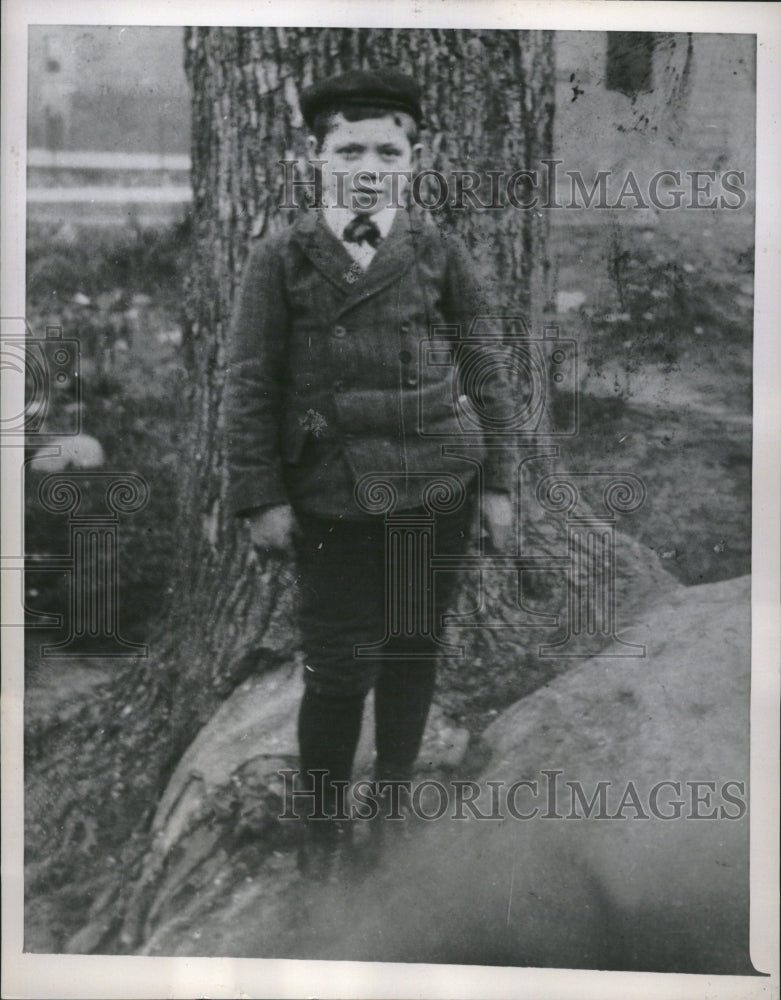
[296, 819, 354, 884]
[362, 780, 417, 869]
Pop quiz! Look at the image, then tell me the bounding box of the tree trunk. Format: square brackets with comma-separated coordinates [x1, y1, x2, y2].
[169, 23, 561, 749]
[25, 27, 671, 954]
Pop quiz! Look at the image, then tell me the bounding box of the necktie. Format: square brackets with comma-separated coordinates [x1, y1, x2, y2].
[343, 213, 382, 249]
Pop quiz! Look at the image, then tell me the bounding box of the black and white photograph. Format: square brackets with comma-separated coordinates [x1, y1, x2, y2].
[2, 2, 779, 998]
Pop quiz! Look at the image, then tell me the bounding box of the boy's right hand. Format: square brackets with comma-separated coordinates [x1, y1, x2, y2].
[248, 504, 297, 553]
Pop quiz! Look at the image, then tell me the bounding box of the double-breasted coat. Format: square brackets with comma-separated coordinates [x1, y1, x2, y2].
[225, 207, 516, 520]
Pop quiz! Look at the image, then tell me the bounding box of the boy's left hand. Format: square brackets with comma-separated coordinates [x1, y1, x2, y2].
[483, 491, 514, 552]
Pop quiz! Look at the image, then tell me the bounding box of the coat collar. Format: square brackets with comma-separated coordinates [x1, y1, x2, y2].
[290, 207, 423, 314]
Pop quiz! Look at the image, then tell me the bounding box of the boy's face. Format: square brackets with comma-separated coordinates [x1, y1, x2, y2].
[311, 113, 420, 215]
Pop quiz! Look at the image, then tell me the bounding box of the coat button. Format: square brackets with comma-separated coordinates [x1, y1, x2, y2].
[333, 325, 346, 338]
[398, 349, 412, 364]
[406, 373, 419, 387]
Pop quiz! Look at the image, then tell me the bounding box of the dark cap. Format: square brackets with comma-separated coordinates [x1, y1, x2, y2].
[300, 68, 423, 129]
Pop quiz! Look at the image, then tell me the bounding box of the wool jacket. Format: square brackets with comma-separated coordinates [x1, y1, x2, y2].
[225, 207, 517, 519]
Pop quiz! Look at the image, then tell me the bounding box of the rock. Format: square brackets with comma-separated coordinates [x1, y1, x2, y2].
[304, 575, 752, 973]
[481, 575, 749, 773]
[30, 434, 104, 472]
[126, 577, 754, 975]
[437, 507, 678, 721]
[150, 662, 303, 856]
[115, 660, 471, 949]
[156, 329, 182, 346]
[555, 289, 587, 312]
[151, 664, 470, 852]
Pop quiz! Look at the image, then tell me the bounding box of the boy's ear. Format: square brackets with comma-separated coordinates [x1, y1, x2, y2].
[410, 142, 423, 168]
[307, 134, 319, 156]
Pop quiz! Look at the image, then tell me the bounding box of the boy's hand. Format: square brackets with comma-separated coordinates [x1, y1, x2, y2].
[483, 491, 514, 552]
[248, 504, 297, 553]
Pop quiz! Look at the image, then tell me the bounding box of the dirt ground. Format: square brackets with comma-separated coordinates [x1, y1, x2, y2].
[551, 206, 752, 586]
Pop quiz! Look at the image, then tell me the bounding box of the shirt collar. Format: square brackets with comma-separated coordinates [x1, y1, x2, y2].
[322, 204, 399, 243]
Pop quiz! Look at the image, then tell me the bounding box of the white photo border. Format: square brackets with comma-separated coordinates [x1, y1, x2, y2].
[2, 2, 779, 997]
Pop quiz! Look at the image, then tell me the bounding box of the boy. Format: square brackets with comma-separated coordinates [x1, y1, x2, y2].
[225, 68, 515, 879]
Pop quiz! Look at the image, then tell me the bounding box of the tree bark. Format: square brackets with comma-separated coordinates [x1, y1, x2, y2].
[171, 24, 560, 741]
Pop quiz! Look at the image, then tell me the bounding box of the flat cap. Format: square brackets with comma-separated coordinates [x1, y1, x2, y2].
[299, 68, 423, 129]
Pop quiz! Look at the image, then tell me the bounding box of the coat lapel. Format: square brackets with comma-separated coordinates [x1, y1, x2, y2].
[290, 208, 421, 315]
[290, 210, 357, 292]
[342, 208, 419, 307]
